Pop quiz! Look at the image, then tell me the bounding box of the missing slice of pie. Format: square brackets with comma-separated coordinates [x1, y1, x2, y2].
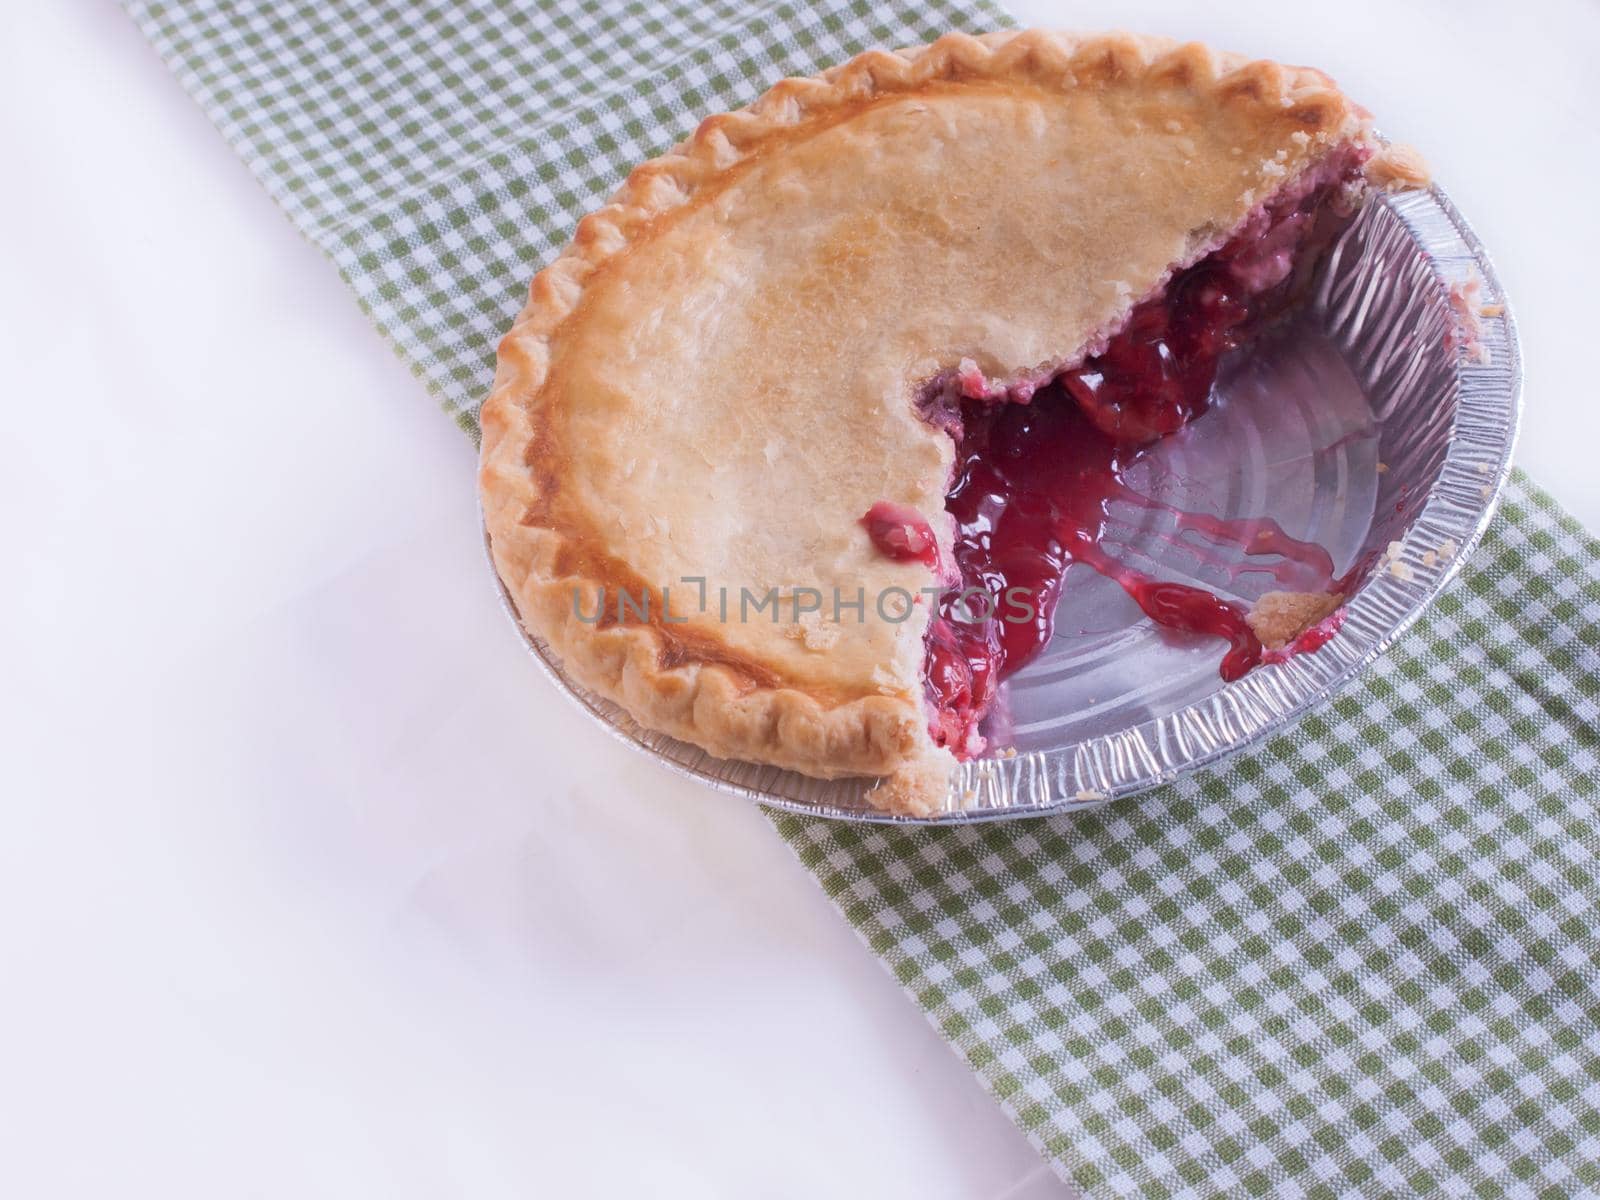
[479, 30, 1429, 815]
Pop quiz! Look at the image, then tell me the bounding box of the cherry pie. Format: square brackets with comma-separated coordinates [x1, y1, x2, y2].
[480, 30, 1428, 814]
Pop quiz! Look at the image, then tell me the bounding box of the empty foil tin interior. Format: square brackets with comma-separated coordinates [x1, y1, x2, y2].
[488, 186, 1522, 823]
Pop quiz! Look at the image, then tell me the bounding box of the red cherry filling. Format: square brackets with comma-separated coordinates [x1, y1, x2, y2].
[886, 150, 1368, 756]
[1061, 262, 1253, 444]
[860, 500, 940, 569]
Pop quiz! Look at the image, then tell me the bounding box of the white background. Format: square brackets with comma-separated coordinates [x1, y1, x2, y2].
[2, 2, 1595, 1196]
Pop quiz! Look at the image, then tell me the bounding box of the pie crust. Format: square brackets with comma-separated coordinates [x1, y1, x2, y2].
[479, 29, 1425, 815]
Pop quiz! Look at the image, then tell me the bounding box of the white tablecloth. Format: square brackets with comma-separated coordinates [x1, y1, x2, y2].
[3, 1, 1595, 1195]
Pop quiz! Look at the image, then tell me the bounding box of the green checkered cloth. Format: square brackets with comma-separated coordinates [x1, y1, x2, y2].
[778, 486, 1600, 1197]
[128, 2, 1600, 1195]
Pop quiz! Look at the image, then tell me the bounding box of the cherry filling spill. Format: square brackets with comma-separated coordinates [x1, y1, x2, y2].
[875, 152, 1369, 757]
[860, 500, 940, 569]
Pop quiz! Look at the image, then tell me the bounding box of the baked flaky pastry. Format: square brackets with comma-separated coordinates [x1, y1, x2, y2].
[479, 29, 1426, 815]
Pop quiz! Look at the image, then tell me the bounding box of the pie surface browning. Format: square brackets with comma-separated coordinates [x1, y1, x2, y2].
[480, 30, 1395, 814]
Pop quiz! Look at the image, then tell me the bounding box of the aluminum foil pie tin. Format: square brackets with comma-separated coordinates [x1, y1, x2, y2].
[488, 185, 1521, 823]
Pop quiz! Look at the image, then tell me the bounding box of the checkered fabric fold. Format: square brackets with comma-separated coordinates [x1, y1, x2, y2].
[128, 2, 1600, 1195]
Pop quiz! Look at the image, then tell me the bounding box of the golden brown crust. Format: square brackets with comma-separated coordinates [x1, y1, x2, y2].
[479, 29, 1388, 814]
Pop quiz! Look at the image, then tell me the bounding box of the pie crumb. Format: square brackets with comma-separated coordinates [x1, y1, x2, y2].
[1367, 142, 1431, 191]
[1075, 789, 1106, 802]
[1447, 275, 1493, 364]
[787, 611, 842, 651]
[1438, 537, 1459, 561]
[1378, 539, 1414, 581]
[1247, 590, 1343, 649]
[1376, 461, 1389, 475]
